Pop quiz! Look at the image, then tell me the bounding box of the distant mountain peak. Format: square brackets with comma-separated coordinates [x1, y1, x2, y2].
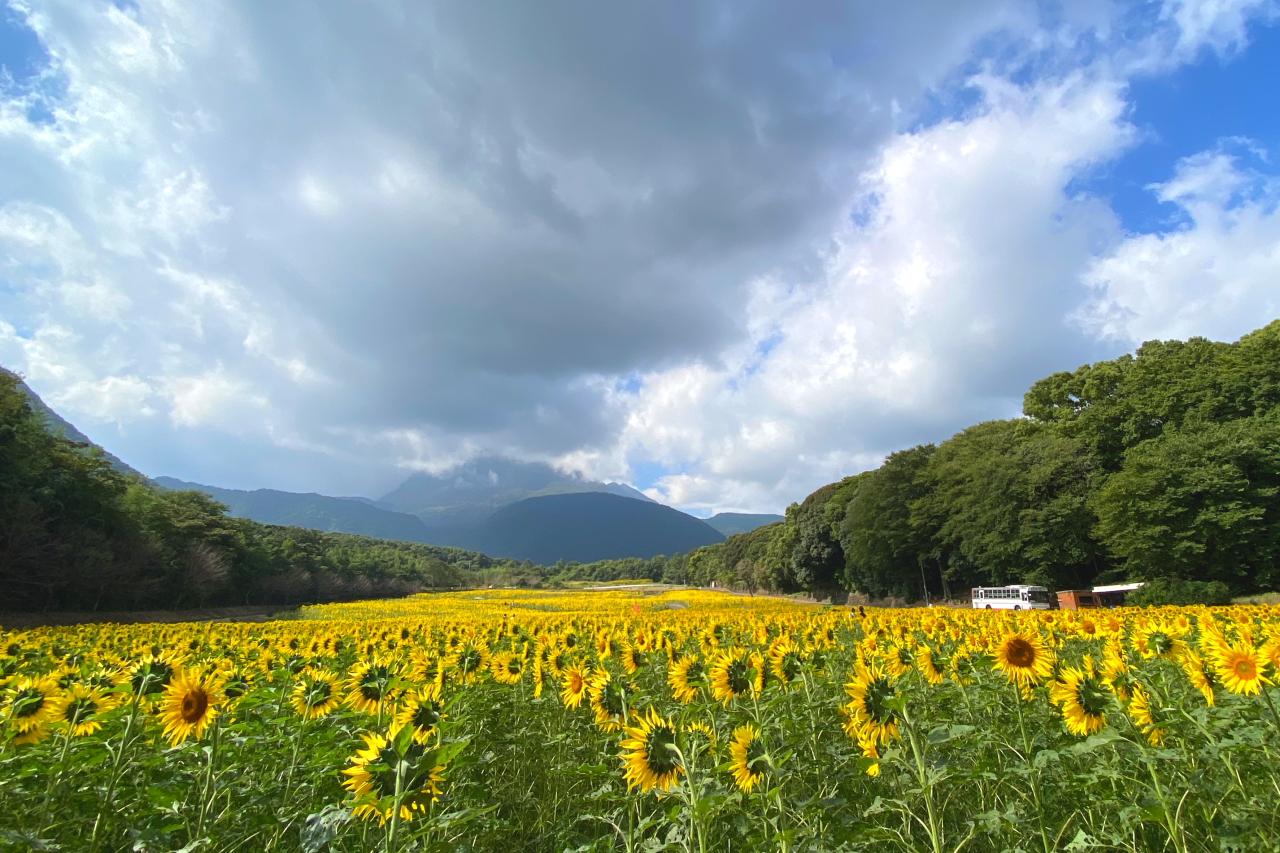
[706, 512, 784, 537]
[380, 455, 652, 517]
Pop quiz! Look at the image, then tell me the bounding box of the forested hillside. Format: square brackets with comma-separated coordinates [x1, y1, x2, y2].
[0, 371, 519, 611]
[661, 320, 1280, 599]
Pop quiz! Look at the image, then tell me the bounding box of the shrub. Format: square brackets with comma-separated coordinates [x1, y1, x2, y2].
[1128, 577, 1232, 606]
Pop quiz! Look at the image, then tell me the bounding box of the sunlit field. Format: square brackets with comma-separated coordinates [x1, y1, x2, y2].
[2, 589, 1279, 852]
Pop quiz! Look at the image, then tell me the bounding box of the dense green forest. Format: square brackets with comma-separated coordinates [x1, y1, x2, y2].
[0, 370, 536, 611]
[649, 320, 1280, 600]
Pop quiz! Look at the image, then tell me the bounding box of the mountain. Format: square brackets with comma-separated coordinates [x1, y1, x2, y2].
[153, 477, 436, 543]
[4, 368, 142, 478]
[462, 492, 724, 564]
[379, 455, 652, 523]
[706, 512, 784, 537]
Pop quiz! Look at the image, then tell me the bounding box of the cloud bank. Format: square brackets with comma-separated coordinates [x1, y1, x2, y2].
[2, 0, 1278, 510]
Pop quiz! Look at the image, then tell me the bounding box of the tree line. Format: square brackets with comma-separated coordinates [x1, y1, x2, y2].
[0, 370, 540, 611]
[642, 320, 1280, 601]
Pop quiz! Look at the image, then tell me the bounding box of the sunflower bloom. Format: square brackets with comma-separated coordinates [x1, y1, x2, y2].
[619, 707, 684, 793]
[994, 632, 1055, 688]
[159, 669, 221, 746]
[1212, 642, 1270, 696]
[668, 656, 705, 704]
[728, 724, 768, 793]
[3, 675, 59, 736]
[394, 685, 446, 744]
[51, 684, 114, 737]
[292, 669, 342, 720]
[1048, 665, 1109, 737]
[560, 663, 591, 709]
[342, 727, 446, 823]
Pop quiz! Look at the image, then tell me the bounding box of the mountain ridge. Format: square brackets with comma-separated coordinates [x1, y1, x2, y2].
[465, 491, 725, 563]
[706, 512, 784, 537]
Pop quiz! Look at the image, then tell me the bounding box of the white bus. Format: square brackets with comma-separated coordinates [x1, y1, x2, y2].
[971, 585, 1052, 610]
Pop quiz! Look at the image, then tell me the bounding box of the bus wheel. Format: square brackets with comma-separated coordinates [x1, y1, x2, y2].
[984, 605, 991, 609]
[1014, 605, 1021, 610]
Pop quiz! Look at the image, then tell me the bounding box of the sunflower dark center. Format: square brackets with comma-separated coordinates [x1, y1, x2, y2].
[864, 678, 896, 724]
[1076, 678, 1109, 716]
[412, 702, 441, 729]
[644, 725, 679, 775]
[600, 683, 624, 715]
[181, 689, 209, 723]
[66, 696, 97, 723]
[305, 680, 332, 706]
[1005, 639, 1036, 668]
[727, 660, 751, 694]
[13, 688, 45, 718]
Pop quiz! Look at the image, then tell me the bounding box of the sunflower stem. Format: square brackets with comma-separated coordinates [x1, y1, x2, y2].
[194, 715, 222, 840]
[89, 682, 144, 852]
[386, 756, 406, 853]
[40, 718, 76, 831]
[1261, 685, 1280, 734]
[1011, 682, 1052, 853]
[901, 704, 944, 853]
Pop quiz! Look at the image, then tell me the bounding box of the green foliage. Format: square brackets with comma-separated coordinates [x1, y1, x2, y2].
[676, 319, 1280, 601]
[1127, 578, 1233, 606]
[0, 370, 507, 612]
[1092, 411, 1280, 591]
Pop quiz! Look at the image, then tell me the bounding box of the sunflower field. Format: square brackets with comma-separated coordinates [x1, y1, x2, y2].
[2, 588, 1279, 852]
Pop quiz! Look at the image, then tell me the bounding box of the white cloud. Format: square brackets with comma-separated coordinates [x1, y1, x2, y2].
[1078, 147, 1280, 343]
[1160, 0, 1278, 59]
[2, 1, 1278, 509]
[605, 73, 1136, 513]
[166, 369, 267, 431]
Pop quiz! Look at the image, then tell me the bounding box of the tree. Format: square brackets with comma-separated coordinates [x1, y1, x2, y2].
[841, 449, 932, 599]
[1092, 412, 1280, 592]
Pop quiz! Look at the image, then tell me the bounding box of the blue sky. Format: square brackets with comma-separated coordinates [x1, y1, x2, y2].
[2, 1, 1279, 513]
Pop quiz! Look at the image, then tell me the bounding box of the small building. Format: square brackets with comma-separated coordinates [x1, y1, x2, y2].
[1091, 582, 1144, 608]
[1056, 589, 1100, 610]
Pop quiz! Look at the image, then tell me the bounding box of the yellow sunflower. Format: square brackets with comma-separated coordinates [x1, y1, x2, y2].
[50, 684, 114, 737]
[447, 643, 491, 685]
[1127, 685, 1164, 746]
[1177, 649, 1216, 706]
[291, 668, 342, 720]
[619, 707, 684, 793]
[993, 631, 1055, 688]
[843, 660, 899, 746]
[1212, 642, 1270, 696]
[709, 649, 756, 705]
[620, 644, 647, 677]
[668, 655, 706, 704]
[728, 724, 768, 794]
[342, 727, 446, 823]
[490, 651, 525, 685]
[588, 667, 628, 732]
[1048, 665, 1109, 736]
[4, 675, 59, 735]
[394, 685, 446, 744]
[159, 669, 221, 746]
[767, 637, 804, 686]
[345, 660, 399, 715]
[560, 663, 591, 709]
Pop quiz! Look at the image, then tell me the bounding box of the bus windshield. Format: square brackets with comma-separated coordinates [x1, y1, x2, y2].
[1026, 589, 1049, 604]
